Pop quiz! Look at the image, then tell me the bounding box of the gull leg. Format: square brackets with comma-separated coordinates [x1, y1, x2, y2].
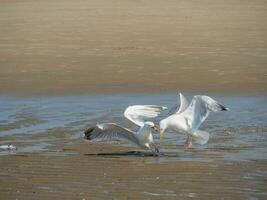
[184, 135, 193, 148]
[150, 143, 161, 156]
[154, 145, 160, 154]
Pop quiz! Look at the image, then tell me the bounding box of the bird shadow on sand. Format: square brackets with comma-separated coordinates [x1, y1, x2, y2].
[84, 151, 179, 157]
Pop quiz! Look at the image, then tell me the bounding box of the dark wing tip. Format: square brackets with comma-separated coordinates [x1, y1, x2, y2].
[84, 126, 95, 140]
[219, 104, 229, 111]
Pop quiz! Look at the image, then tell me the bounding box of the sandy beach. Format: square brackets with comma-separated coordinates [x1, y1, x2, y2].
[0, 0, 266, 95]
[0, 0, 267, 199]
[1, 145, 266, 199]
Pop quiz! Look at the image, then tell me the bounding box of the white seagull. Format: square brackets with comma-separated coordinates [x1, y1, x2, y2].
[84, 105, 167, 155]
[159, 93, 228, 148]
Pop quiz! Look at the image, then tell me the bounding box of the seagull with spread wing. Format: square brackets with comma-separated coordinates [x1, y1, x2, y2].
[84, 105, 167, 155]
[160, 93, 228, 148]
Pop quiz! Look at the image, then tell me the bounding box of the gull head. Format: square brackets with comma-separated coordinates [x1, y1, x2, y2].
[145, 121, 155, 127]
[144, 121, 158, 131]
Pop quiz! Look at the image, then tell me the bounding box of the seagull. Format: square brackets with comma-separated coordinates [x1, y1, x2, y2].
[159, 93, 228, 148]
[84, 105, 167, 155]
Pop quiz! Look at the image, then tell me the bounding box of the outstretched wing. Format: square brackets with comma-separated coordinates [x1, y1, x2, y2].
[181, 95, 228, 132]
[84, 123, 140, 146]
[177, 93, 189, 114]
[124, 105, 167, 127]
[164, 93, 189, 116]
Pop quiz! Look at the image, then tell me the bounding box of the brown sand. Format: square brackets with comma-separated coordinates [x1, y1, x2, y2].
[0, 0, 267, 95]
[1, 142, 266, 200]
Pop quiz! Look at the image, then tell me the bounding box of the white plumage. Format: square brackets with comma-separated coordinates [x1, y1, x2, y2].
[124, 105, 167, 127]
[177, 93, 189, 114]
[85, 105, 167, 155]
[160, 93, 228, 147]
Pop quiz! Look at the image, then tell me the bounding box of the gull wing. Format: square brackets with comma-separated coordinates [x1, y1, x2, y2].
[84, 123, 140, 146]
[177, 93, 189, 114]
[181, 95, 228, 132]
[124, 105, 167, 127]
[164, 93, 189, 116]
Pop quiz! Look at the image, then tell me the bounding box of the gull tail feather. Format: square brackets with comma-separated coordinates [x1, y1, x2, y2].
[193, 130, 210, 145]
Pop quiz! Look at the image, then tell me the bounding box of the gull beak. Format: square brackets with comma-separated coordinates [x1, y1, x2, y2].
[160, 130, 164, 140]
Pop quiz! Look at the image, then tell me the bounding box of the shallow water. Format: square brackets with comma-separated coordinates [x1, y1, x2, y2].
[0, 93, 266, 199]
[0, 93, 266, 160]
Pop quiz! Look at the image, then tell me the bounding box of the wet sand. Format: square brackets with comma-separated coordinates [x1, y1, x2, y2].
[1, 144, 266, 200]
[0, 94, 267, 199]
[0, 0, 267, 95]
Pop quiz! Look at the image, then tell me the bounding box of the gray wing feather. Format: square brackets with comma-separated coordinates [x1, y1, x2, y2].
[85, 123, 140, 146]
[181, 95, 228, 132]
